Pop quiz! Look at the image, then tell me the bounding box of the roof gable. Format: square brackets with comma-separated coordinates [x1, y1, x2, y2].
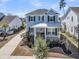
[47, 9, 58, 15]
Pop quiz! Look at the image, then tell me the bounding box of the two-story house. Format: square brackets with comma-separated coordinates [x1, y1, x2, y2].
[26, 9, 61, 43]
[61, 7, 79, 40]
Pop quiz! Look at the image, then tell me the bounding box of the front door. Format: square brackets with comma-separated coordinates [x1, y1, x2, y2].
[37, 32, 45, 39]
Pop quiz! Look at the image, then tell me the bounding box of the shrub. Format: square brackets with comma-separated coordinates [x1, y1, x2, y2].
[33, 37, 48, 59]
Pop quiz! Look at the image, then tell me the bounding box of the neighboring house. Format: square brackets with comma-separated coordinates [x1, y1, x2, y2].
[0, 13, 5, 21]
[0, 16, 22, 35]
[61, 7, 79, 39]
[26, 9, 61, 43]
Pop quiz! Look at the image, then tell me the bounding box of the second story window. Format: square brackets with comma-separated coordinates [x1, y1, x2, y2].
[38, 16, 40, 21]
[29, 16, 35, 22]
[48, 16, 55, 22]
[71, 16, 73, 22]
[42, 16, 44, 21]
[71, 27, 73, 32]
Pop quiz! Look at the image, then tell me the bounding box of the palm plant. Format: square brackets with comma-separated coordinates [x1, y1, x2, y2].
[59, 0, 66, 14]
[33, 37, 48, 59]
[2, 23, 8, 40]
[59, 0, 66, 31]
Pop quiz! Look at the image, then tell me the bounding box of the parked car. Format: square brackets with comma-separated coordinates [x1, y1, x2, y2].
[6, 29, 14, 35]
[0, 29, 4, 35]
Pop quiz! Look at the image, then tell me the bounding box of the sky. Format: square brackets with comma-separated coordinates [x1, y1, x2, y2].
[0, 0, 79, 17]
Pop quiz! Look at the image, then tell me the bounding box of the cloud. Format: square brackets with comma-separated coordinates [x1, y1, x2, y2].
[0, 0, 12, 13]
[10, 10, 29, 17]
[0, 0, 11, 3]
[31, 1, 43, 7]
[29, 0, 44, 7]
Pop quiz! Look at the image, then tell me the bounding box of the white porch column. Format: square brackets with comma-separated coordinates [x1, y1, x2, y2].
[44, 28, 46, 41]
[34, 28, 36, 44]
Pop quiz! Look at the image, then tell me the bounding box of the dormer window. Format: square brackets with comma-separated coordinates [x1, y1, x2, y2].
[48, 16, 55, 22]
[71, 16, 73, 22]
[29, 16, 35, 21]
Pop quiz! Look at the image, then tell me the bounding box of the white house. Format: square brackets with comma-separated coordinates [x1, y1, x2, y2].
[0, 16, 22, 34]
[26, 9, 61, 43]
[61, 7, 79, 39]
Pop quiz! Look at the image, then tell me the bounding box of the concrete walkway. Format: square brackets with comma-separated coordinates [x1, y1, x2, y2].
[0, 30, 25, 56]
[0, 56, 74, 59]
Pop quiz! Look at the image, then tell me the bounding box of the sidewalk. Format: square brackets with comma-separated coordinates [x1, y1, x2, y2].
[0, 56, 74, 59]
[0, 30, 25, 56]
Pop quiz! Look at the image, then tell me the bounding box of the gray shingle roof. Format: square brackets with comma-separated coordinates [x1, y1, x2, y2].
[0, 16, 17, 26]
[26, 9, 48, 15]
[70, 7, 79, 13]
[26, 9, 58, 15]
[61, 7, 79, 20]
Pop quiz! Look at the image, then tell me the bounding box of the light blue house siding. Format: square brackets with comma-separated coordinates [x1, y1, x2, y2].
[26, 9, 61, 42]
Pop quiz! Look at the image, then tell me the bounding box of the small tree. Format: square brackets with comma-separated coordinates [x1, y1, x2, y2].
[33, 37, 48, 59]
[2, 23, 8, 40]
[21, 32, 33, 47]
[22, 21, 26, 29]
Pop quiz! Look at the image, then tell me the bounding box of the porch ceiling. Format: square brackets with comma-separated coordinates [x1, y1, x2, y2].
[31, 23, 61, 28]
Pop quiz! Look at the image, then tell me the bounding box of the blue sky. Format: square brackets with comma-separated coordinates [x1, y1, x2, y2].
[0, 0, 79, 17]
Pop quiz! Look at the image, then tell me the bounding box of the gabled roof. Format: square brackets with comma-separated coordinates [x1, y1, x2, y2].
[26, 9, 58, 15]
[0, 16, 17, 26]
[61, 7, 79, 20]
[70, 7, 79, 13]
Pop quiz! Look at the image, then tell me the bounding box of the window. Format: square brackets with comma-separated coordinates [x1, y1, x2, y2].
[74, 26, 78, 33]
[48, 16, 55, 22]
[42, 16, 44, 21]
[29, 16, 35, 21]
[71, 16, 73, 22]
[52, 29, 55, 35]
[67, 17, 69, 19]
[46, 28, 51, 35]
[71, 27, 73, 32]
[52, 28, 57, 35]
[38, 16, 40, 21]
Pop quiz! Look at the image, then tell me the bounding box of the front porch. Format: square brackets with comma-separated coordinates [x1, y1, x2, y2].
[30, 23, 61, 43]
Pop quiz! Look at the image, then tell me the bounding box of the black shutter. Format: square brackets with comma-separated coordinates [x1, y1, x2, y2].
[55, 28, 57, 35]
[42, 16, 44, 21]
[53, 16, 55, 22]
[29, 16, 30, 21]
[34, 16, 35, 22]
[48, 16, 49, 22]
[46, 28, 47, 35]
